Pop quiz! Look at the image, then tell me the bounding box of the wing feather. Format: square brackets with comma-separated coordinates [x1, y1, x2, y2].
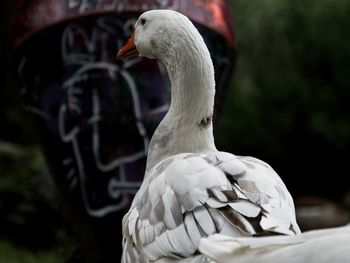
[184, 212, 202, 246]
[162, 185, 183, 229]
[228, 200, 261, 218]
[219, 206, 257, 235]
[192, 206, 216, 236]
[122, 151, 300, 261]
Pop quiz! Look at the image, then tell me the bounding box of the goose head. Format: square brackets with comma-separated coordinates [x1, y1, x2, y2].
[117, 10, 208, 62]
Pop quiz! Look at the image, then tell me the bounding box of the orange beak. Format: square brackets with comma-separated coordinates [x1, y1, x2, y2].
[117, 32, 139, 60]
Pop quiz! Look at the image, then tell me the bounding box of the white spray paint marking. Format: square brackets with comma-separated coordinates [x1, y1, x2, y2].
[67, 0, 176, 14]
[57, 17, 163, 217]
[18, 16, 169, 217]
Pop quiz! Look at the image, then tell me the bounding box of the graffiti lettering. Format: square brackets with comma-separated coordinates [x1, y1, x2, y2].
[67, 0, 176, 13]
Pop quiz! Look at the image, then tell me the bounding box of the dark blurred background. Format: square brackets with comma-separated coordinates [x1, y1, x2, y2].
[0, 2, 66, 262]
[0, 0, 349, 262]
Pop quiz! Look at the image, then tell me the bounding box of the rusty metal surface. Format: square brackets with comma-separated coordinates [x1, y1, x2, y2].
[13, 0, 236, 50]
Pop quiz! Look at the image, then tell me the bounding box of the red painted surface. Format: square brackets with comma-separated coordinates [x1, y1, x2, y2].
[13, 0, 236, 50]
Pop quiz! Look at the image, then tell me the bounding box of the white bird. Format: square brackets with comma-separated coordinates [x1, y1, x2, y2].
[199, 225, 350, 263]
[117, 10, 301, 263]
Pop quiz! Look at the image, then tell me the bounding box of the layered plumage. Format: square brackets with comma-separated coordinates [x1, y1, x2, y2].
[122, 152, 300, 262]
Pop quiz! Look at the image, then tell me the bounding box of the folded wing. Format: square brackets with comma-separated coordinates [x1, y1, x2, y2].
[123, 152, 300, 261]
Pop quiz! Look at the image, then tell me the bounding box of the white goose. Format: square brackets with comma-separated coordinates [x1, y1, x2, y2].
[117, 10, 349, 263]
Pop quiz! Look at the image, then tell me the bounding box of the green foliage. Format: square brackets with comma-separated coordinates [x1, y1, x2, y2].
[0, 239, 63, 263]
[0, 143, 64, 251]
[218, 0, 350, 197]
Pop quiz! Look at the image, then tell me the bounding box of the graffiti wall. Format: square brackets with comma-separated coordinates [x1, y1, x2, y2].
[14, 1, 235, 261]
[18, 15, 170, 217]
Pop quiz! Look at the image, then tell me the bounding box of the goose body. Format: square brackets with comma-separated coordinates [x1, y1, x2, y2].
[117, 10, 300, 262]
[199, 225, 350, 263]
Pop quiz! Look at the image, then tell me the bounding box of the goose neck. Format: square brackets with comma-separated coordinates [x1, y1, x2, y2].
[162, 42, 216, 123]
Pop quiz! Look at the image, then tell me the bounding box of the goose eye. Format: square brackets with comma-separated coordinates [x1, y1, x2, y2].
[140, 18, 146, 26]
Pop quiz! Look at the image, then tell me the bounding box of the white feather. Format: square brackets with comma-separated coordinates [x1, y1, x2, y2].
[228, 200, 261, 218]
